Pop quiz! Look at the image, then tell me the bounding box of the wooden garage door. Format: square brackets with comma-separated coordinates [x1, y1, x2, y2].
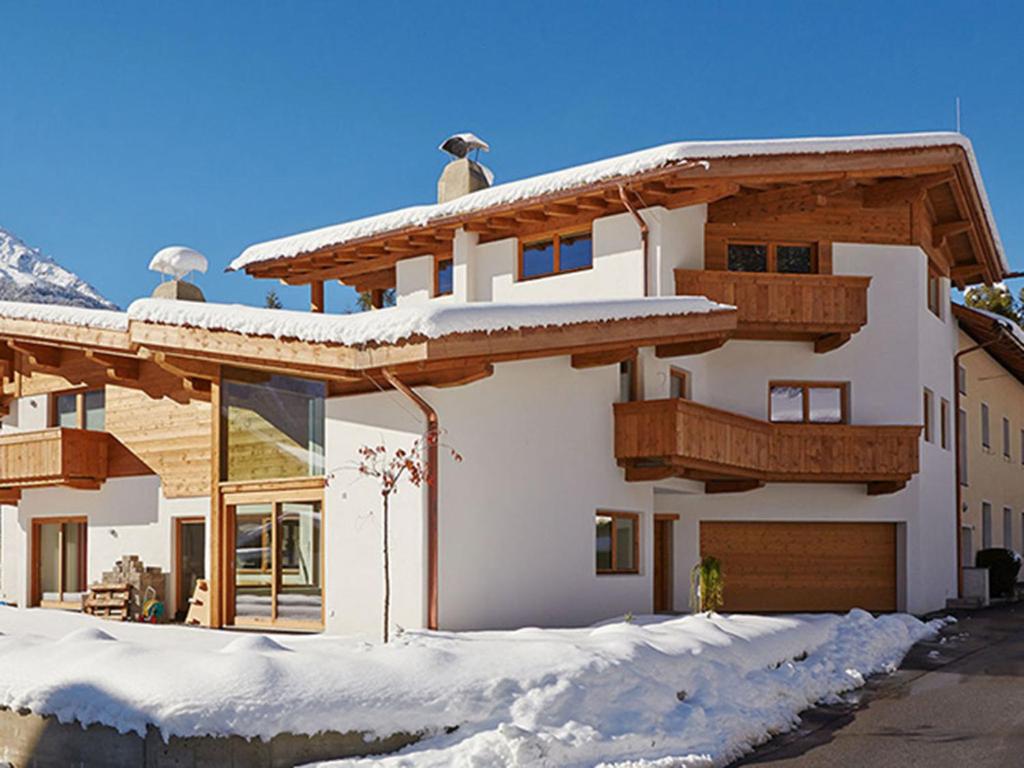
[699, 521, 897, 612]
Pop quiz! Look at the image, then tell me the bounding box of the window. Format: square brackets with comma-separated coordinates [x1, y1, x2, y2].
[957, 365, 967, 395]
[940, 398, 950, 450]
[927, 267, 944, 320]
[727, 241, 816, 274]
[959, 409, 968, 484]
[961, 526, 973, 567]
[669, 368, 690, 399]
[981, 403, 990, 450]
[1004, 417, 1012, 460]
[596, 511, 639, 574]
[982, 502, 993, 549]
[32, 517, 87, 607]
[1004, 507, 1013, 549]
[231, 499, 322, 626]
[435, 256, 454, 297]
[221, 371, 326, 482]
[923, 388, 934, 443]
[519, 231, 592, 280]
[619, 359, 639, 403]
[50, 389, 105, 431]
[769, 382, 848, 424]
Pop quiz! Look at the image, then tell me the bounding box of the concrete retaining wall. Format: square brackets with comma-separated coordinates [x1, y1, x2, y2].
[0, 707, 420, 767]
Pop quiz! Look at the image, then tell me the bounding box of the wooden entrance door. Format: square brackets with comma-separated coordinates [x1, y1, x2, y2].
[175, 518, 206, 621]
[653, 516, 676, 612]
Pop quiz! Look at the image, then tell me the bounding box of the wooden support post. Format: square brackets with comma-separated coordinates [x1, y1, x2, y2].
[208, 370, 223, 628]
[310, 281, 325, 313]
[370, 288, 385, 309]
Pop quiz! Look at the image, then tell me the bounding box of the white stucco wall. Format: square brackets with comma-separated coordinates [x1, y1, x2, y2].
[1, 478, 207, 613]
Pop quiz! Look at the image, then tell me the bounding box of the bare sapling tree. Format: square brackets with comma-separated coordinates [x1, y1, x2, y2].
[348, 430, 461, 642]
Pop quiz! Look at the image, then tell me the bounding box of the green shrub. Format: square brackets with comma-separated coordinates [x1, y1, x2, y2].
[975, 548, 1022, 597]
[690, 556, 725, 612]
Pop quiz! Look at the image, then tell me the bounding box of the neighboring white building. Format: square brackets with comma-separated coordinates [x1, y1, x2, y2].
[0, 132, 1009, 635]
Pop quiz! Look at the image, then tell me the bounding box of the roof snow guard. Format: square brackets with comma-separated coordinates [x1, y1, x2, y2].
[230, 133, 1008, 290]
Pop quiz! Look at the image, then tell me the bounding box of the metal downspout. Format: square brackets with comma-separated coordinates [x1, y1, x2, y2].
[380, 369, 440, 630]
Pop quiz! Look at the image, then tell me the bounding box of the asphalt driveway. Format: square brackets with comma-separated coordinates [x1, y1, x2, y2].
[735, 602, 1024, 768]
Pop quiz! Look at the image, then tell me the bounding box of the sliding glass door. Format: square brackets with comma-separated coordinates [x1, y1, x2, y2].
[33, 517, 87, 608]
[228, 498, 322, 628]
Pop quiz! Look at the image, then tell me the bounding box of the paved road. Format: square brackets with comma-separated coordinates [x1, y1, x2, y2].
[734, 603, 1024, 768]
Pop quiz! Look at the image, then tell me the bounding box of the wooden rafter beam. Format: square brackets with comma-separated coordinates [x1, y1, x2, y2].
[7, 341, 62, 369]
[84, 351, 140, 382]
[861, 171, 954, 208]
[932, 220, 973, 248]
[654, 334, 730, 358]
[571, 347, 636, 370]
[710, 179, 857, 221]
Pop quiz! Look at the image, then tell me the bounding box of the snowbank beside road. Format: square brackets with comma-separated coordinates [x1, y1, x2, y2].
[0, 607, 945, 767]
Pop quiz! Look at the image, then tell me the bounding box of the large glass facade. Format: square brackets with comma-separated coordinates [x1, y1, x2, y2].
[221, 372, 326, 482]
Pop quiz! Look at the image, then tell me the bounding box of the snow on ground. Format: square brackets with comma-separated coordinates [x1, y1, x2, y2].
[230, 132, 1005, 273]
[126, 296, 731, 346]
[0, 607, 946, 767]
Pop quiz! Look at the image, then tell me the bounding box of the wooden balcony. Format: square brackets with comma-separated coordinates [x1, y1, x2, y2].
[614, 399, 920, 494]
[674, 270, 870, 352]
[0, 428, 113, 499]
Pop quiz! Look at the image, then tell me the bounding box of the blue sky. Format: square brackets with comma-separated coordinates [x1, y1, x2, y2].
[1, 1, 1021, 311]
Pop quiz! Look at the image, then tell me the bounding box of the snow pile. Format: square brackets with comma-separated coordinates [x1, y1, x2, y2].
[231, 132, 1005, 272]
[0, 227, 118, 310]
[126, 296, 731, 347]
[0, 298, 128, 330]
[0, 607, 945, 767]
[149, 246, 208, 279]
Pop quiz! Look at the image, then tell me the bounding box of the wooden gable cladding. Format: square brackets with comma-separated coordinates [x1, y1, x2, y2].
[237, 143, 1003, 290]
[613, 397, 920, 494]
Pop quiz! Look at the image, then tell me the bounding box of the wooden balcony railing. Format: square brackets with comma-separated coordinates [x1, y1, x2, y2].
[0, 428, 112, 498]
[675, 270, 870, 352]
[614, 398, 920, 495]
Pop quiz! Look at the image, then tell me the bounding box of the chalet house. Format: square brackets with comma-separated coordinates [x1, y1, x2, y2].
[0, 133, 1009, 635]
[954, 304, 1024, 569]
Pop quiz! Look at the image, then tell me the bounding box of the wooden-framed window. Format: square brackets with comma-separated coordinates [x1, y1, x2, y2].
[50, 389, 105, 431]
[31, 516, 87, 608]
[768, 381, 849, 424]
[923, 388, 934, 443]
[940, 398, 950, 451]
[434, 256, 454, 297]
[519, 230, 593, 280]
[224, 486, 324, 630]
[927, 267, 944, 320]
[619, 359, 640, 403]
[727, 241, 817, 274]
[669, 367, 690, 399]
[1004, 417, 1012, 460]
[596, 511, 639, 575]
[981, 403, 990, 450]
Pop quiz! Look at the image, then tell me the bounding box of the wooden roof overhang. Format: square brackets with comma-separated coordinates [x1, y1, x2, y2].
[0, 306, 738, 402]
[126, 307, 738, 395]
[237, 144, 1004, 293]
[953, 304, 1024, 385]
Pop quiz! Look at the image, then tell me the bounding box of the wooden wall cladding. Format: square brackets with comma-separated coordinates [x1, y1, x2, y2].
[104, 385, 213, 498]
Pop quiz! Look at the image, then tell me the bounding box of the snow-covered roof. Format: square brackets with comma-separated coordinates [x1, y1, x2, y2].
[230, 132, 1007, 273]
[126, 296, 731, 347]
[0, 299, 128, 331]
[959, 304, 1024, 350]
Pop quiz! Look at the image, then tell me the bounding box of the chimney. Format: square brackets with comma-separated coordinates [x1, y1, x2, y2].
[437, 133, 492, 203]
[148, 246, 208, 302]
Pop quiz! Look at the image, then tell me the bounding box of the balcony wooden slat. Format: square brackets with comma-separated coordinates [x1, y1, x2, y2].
[0, 428, 111, 490]
[614, 399, 920, 492]
[675, 270, 870, 349]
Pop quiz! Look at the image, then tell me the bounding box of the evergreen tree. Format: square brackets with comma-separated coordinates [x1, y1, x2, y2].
[265, 289, 283, 309]
[964, 284, 1019, 323]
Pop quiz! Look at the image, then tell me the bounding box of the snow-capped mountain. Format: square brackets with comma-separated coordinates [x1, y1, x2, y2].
[0, 227, 116, 310]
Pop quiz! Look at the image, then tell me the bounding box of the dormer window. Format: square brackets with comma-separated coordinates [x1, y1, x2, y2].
[435, 256, 454, 297]
[727, 241, 816, 274]
[519, 231, 592, 280]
